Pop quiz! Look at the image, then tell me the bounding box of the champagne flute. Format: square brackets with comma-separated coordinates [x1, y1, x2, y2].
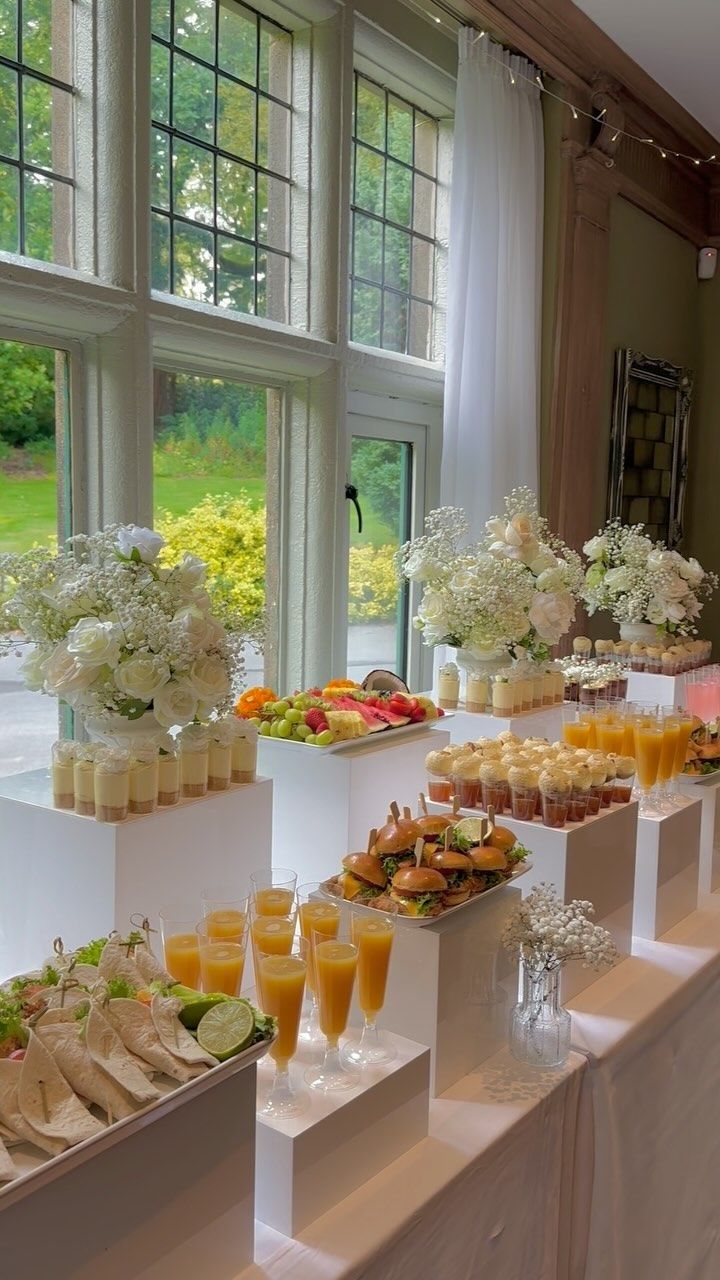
[160, 906, 201, 988]
[201, 886, 248, 940]
[655, 707, 681, 810]
[304, 918, 360, 1092]
[249, 868, 298, 916]
[631, 705, 662, 815]
[249, 896, 298, 1005]
[296, 883, 341, 1045]
[196, 917, 247, 996]
[343, 902, 398, 1066]
[257, 938, 310, 1119]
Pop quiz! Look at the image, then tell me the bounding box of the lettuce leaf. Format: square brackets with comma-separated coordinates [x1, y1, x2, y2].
[73, 937, 108, 966]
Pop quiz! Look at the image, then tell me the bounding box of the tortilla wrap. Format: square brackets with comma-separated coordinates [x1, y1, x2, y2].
[151, 995, 218, 1068]
[133, 944, 173, 987]
[18, 1033, 105, 1148]
[68, 963, 100, 988]
[0, 1134, 15, 1182]
[36, 1020, 137, 1121]
[85, 1007, 161, 1105]
[97, 937, 146, 988]
[106, 999, 206, 1083]
[0, 1059, 67, 1155]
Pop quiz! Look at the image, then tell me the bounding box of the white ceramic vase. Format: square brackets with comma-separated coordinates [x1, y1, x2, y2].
[82, 709, 167, 749]
[618, 622, 662, 645]
[452, 646, 507, 681]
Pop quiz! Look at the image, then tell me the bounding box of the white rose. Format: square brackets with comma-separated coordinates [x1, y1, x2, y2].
[536, 567, 565, 594]
[403, 548, 436, 582]
[583, 535, 607, 560]
[115, 653, 171, 702]
[153, 680, 199, 729]
[645, 597, 669, 625]
[20, 646, 48, 692]
[648, 548, 675, 573]
[666, 601, 686, 623]
[66, 618, 122, 668]
[187, 654, 231, 702]
[176, 553, 207, 590]
[450, 569, 477, 592]
[174, 605, 225, 651]
[529, 549, 557, 575]
[604, 566, 632, 593]
[116, 524, 165, 563]
[418, 590, 446, 627]
[684, 557, 704, 588]
[44, 640, 98, 698]
[528, 591, 575, 644]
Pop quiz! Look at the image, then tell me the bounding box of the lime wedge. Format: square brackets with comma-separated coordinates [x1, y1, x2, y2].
[175, 991, 231, 1030]
[454, 816, 487, 844]
[197, 1000, 255, 1061]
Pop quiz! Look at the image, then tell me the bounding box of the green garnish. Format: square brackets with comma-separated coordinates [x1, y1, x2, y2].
[40, 963, 61, 987]
[105, 977, 138, 1000]
[506, 843, 531, 866]
[451, 828, 473, 853]
[0, 993, 24, 1051]
[414, 893, 441, 915]
[73, 937, 108, 966]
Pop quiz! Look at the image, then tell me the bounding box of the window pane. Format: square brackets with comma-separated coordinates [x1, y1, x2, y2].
[347, 436, 410, 682]
[174, 0, 215, 62]
[354, 145, 383, 216]
[151, 0, 171, 40]
[217, 155, 254, 238]
[387, 95, 412, 164]
[257, 171, 288, 251]
[350, 73, 438, 358]
[351, 280, 381, 346]
[217, 234, 254, 311]
[151, 40, 170, 122]
[151, 211, 171, 290]
[173, 53, 215, 142]
[0, 66, 18, 158]
[173, 138, 214, 224]
[259, 19, 291, 101]
[219, 1, 256, 83]
[151, 128, 170, 208]
[173, 220, 215, 301]
[22, 0, 72, 82]
[152, 370, 268, 686]
[382, 289, 407, 353]
[257, 97, 290, 175]
[355, 78, 384, 149]
[0, 338, 70, 778]
[384, 225, 410, 292]
[0, 0, 17, 60]
[24, 171, 72, 265]
[217, 75, 255, 160]
[0, 161, 19, 251]
[255, 247, 288, 321]
[353, 212, 382, 284]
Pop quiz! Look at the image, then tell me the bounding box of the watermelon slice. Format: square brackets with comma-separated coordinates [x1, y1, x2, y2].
[364, 704, 410, 728]
[332, 696, 389, 731]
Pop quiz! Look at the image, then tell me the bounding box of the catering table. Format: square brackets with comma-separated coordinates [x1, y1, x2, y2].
[248, 1048, 586, 1280]
[569, 894, 720, 1280]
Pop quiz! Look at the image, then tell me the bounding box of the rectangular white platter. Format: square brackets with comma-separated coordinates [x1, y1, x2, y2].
[679, 769, 720, 785]
[259, 714, 453, 755]
[0, 1031, 275, 1206]
[320, 861, 531, 927]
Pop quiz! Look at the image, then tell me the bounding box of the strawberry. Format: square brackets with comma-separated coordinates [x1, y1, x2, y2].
[304, 709, 328, 732]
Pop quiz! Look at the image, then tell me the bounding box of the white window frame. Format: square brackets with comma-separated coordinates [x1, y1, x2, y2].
[0, 0, 456, 693]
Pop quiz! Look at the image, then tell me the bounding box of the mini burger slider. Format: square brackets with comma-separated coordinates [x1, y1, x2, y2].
[427, 849, 473, 905]
[339, 853, 387, 903]
[373, 812, 422, 878]
[389, 866, 447, 917]
[414, 812, 456, 862]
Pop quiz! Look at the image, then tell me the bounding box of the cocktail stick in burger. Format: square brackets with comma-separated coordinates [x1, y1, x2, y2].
[338, 854, 388, 903]
[373, 802, 422, 879]
[389, 866, 447, 917]
[414, 811, 456, 863]
[427, 849, 474, 905]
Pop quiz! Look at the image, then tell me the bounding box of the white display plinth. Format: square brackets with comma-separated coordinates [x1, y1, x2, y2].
[625, 669, 686, 705]
[429, 704, 563, 746]
[0, 769, 272, 980]
[255, 1032, 430, 1236]
[340, 886, 521, 1096]
[258, 728, 450, 885]
[678, 773, 720, 894]
[429, 799, 637, 1001]
[2, 1062, 257, 1280]
[633, 799, 702, 939]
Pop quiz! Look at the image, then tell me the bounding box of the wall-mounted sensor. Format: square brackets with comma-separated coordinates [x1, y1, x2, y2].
[698, 246, 717, 280]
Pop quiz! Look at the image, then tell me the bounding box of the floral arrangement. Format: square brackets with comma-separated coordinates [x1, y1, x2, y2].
[0, 524, 254, 729]
[399, 489, 584, 661]
[502, 884, 618, 974]
[583, 520, 717, 635]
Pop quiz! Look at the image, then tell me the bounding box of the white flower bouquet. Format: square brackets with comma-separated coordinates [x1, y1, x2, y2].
[582, 520, 717, 636]
[0, 524, 252, 730]
[502, 884, 618, 974]
[399, 489, 584, 660]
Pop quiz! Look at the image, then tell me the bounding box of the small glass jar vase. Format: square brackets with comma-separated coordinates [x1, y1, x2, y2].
[509, 963, 571, 1068]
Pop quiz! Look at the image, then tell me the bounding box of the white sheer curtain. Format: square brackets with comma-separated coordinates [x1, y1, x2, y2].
[441, 30, 544, 542]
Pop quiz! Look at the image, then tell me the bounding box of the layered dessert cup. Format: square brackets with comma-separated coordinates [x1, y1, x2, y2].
[94, 748, 130, 823]
[52, 740, 76, 810]
[180, 725, 209, 798]
[539, 768, 571, 828]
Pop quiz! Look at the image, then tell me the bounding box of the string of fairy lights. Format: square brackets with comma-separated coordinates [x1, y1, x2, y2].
[403, 0, 719, 171]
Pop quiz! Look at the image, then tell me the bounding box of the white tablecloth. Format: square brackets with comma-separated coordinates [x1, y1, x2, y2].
[249, 1049, 586, 1280]
[569, 895, 720, 1280]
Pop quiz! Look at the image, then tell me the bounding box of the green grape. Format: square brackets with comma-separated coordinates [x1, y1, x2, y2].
[285, 708, 303, 724]
[270, 720, 280, 737]
[249, 716, 262, 726]
[316, 730, 334, 746]
[259, 721, 272, 737]
[277, 720, 293, 739]
[294, 723, 311, 739]
[273, 700, 290, 715]
[305, 733, 317, 745]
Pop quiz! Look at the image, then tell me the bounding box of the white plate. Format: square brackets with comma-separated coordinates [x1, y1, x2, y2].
[259, 714, 451, 755]
[0, 1030, 276, 1205]
[680, 769, 720, 785]
[320, 860, 531, 927]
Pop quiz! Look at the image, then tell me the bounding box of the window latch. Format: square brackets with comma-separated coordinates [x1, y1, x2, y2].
[345, 483, 363, 534]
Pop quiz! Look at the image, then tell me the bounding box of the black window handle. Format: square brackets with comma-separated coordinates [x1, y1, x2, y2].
[345, 483, 363, 534]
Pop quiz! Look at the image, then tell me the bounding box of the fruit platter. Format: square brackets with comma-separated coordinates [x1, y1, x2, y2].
[321, 800, 532, 926]
[0, 927, 276, 1193]
[235, 681, 443, 749]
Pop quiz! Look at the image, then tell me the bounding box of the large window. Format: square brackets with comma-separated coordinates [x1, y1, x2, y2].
[151, 0, 292, 320]
[350, 72, 438, 359]
[0, 0, 74, 265]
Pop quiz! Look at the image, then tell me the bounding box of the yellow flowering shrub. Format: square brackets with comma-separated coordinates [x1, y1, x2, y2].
[348, 543, 400, 621]
[156, 493, 266, 628]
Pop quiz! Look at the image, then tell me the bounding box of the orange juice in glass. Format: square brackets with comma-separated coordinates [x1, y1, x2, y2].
[657, 712, 681, 785]
[632, 713, 663, 812]
[673, 712, 695, 778]
[305, 925, 360, 1092]
[197, 920, 247, 997]
[257, 941, 309, 1118]
[160, 909, 201, 988]
[296, 883, 341, 1046]
[562, 704, 591, 748]
[345, 905, 397, 1066]
[250, 868, 297, 917]
[202, 889, 248, 942]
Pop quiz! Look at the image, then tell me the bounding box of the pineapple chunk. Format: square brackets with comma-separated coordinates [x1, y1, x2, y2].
[325, 710, 369, 741]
